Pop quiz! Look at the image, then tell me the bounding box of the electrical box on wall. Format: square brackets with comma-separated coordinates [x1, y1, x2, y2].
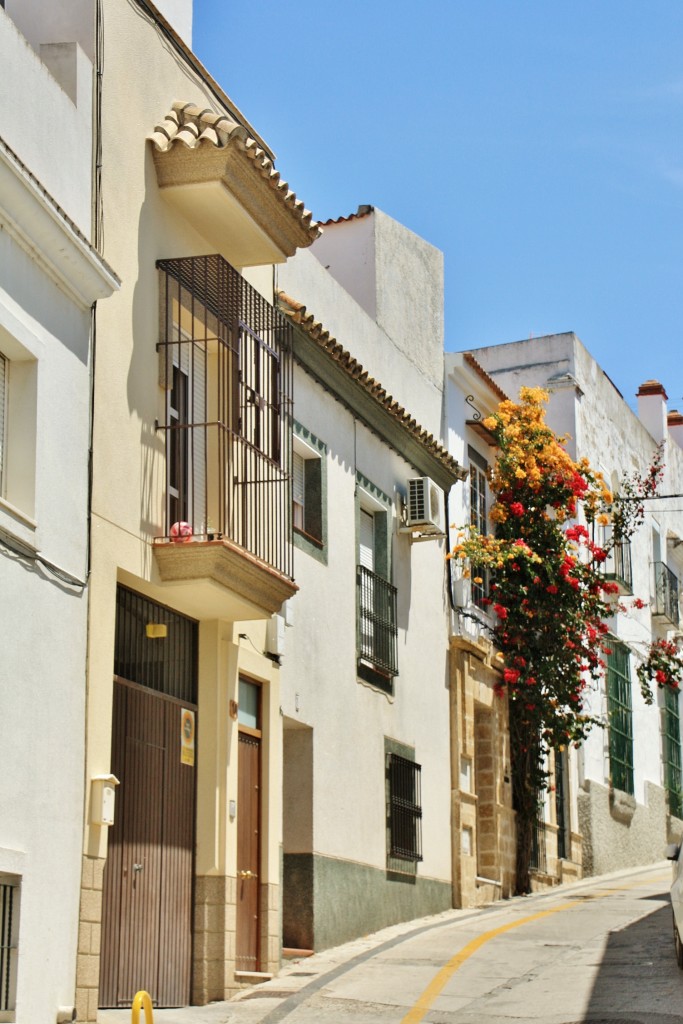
[90, 774, 120, 826]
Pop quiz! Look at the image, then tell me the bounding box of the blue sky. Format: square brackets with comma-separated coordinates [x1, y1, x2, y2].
[193, 1, 683, 411]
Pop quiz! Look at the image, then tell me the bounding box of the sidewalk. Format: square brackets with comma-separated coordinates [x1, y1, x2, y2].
[97, 860, 672, 1024]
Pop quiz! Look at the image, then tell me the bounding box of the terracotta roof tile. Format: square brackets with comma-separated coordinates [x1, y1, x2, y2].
[463, 352, 509, 403]
[277, 291, 464, 479]
[318, 205, 374, 227]
[148, 102, 320, 242]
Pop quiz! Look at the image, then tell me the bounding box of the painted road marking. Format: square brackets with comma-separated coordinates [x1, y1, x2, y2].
[400, 874, 669, 1024]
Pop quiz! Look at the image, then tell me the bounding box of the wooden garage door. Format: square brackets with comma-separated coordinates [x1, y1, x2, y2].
[100, 679, 196, 1007]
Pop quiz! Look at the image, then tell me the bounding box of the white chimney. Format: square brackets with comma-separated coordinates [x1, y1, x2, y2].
[637, 380, 668, 444]
[669, 410, 683, 450]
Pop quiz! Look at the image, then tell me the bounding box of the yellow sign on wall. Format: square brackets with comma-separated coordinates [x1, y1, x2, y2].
[180, 708, 195, 766]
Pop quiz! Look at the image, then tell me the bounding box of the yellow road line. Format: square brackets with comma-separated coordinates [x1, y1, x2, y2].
[400, 874, 668, 1024]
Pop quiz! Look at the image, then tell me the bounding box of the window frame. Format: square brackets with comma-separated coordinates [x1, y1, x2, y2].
[386, 748, 423, 866]
[292, 424, 327, 563]
[0, 874, 20, 1023]
[606, 641, 634, 795]
[468, 445, 490, 607]
[356, 475, 397, 691]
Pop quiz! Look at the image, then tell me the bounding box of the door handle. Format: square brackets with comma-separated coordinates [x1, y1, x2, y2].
[238, 869, 256, 879]
[133, 863, 144, 872]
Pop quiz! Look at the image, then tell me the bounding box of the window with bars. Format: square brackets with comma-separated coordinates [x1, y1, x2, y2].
[387, 753, 423, 863]
[114, 585, 198, 704]
[357, 493, 398, 690]
[156, 254, 293, 578]
[0, 876, 19, 1020]
[664, 686, 683, 819]
[607, 643, 634, 795]
[468, 446, 489, 607]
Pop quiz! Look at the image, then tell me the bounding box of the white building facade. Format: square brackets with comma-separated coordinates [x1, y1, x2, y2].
[469, 333, 683, 876]
[275, 208, 466, 947]
[0, 5, 118, 1022]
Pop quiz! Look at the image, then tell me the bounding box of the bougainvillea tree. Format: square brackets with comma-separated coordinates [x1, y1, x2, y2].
[450, 386, 664, 893]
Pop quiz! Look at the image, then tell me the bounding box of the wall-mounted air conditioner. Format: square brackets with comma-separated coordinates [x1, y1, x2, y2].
[403, 477, 445, 538]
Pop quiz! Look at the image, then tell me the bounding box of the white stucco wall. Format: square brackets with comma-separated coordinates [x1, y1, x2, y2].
[306, 208, 446, 394]
[278, 240, 445, 440]
[0, 6, 93, 232]
[282, 363, 453, 883]
[0, 41, 99, 1017]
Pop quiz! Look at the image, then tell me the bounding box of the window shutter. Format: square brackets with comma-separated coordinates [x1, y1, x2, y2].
[359, 509, 375, 572]
[0, 354, 6, 491]
[293, 451, 305, 530]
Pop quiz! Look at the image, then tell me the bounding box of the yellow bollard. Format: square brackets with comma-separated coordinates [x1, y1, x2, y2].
[131, 991, 154, 1024]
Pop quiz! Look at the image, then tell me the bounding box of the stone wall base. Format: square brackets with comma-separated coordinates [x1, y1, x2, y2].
[75, 855, 105, 1024]
[193, 875, 279, 1003]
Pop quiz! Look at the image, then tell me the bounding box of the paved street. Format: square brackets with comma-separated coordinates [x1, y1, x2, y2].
[100, 862, 682, 1024]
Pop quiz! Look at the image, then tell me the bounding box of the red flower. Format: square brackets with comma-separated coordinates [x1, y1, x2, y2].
[656, 669, 668, 685]
[503, 668, 520, 684]
[509, 502, 525, 517]
[493, 604, 508, 619]
[546, 584, 558, 595]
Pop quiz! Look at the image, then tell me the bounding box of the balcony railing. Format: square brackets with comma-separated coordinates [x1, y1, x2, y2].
[156, 255, 293, 580]
[357, 564, 398, 681]
[653, 561, 680, 626]
[603, 537, 633, 594]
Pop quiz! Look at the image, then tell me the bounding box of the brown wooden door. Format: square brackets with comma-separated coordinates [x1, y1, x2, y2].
[236, 731, 260, 971]
[100, 680, 196, 1007]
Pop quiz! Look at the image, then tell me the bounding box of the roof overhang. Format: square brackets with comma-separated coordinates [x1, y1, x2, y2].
[279, 294, 466, 491]
[149, 102, 320, 266]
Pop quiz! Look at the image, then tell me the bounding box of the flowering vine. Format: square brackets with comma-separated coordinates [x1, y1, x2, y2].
[449, 387, 663, 892]
[636, 638, 683, 703]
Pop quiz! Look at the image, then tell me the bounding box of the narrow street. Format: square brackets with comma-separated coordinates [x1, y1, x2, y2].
[100, 862, 682, 1024]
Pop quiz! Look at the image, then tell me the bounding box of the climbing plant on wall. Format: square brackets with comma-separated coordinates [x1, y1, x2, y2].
[450, 387, 664, 893]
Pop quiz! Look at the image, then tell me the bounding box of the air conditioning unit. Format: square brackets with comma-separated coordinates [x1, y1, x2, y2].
[405, 477, 444, 536]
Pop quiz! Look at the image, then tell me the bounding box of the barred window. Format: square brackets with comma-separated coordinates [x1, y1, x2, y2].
[387, 753, 423, 862]
[607, 643, 634, 795]
[0, 875, 19, 1019]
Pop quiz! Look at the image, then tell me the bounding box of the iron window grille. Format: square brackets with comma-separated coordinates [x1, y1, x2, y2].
[156, 254, 294, 580]
[114, 585, 198, 704]
[0, 877, 18, 1017]
[602, 537, 633, 594]
[664, 687, 683, 820]
[387, 754, 423, 862]
[554, 748, 570, 861]
[357, 564, 398, 683]
[653, 561, 680, 626]
[529, 799, 547, 873]
[607, 643, 634, 795]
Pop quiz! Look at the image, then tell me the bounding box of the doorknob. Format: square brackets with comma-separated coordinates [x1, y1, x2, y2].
[133, 863, 144, 872]
[238, 869, 256, 879]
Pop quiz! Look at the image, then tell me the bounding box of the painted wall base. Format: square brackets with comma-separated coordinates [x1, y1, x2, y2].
[283, 853, 451, 952]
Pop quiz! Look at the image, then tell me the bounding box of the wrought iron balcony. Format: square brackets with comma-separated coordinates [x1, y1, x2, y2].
[602, 537, 633, 594]
[357, 564, 398, 684]
[153, 255, 296, 614]
[653, 561, 680, 626]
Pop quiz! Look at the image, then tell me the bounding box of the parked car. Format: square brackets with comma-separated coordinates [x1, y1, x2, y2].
[667, 843, 683, 967]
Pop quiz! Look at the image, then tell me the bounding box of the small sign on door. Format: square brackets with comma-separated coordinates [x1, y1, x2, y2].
[180, 708, 195, 766]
